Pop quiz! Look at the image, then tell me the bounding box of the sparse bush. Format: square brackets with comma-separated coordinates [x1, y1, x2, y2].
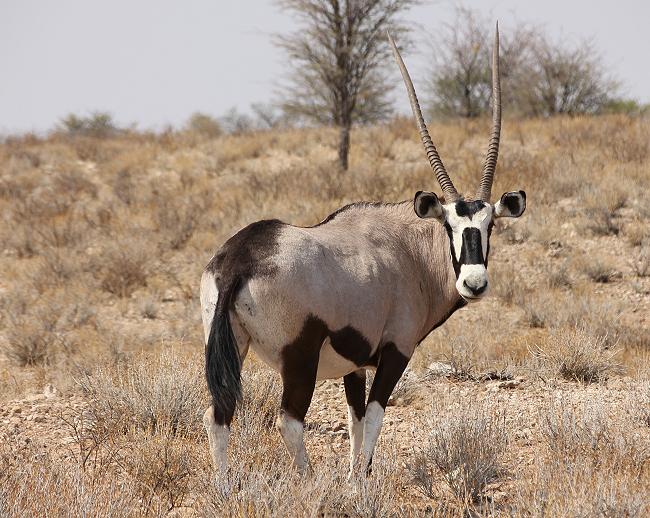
[97, 241, 152, 297]
[120, 429, 195, 512]
[531, 328, 621, 383]
[545, 261, 573, 289]
[577, 256, 621, 283]
[410, 399, 507, 503]
[2, 296, 60, 366]
[489, 263, 526, 304]
[186, 112, 222, 138]
[59, 112, 120, 138]
[582, 207, 620, 236]
[77, 348, 205, 435]
[632, 247, 650, 277]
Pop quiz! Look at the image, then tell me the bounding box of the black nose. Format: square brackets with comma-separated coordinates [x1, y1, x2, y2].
[463, 280, 488, 295]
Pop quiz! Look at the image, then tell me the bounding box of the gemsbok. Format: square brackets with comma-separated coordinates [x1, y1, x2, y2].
[201, 24, 526, 476]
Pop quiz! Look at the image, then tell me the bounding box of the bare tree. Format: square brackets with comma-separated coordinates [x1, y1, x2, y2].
[427, 7, 537, 118]
[427, 7, 491, 118]
[276, 0, 417, 170]
[427, 6, 618, 118]
[521, 36, 618, 116]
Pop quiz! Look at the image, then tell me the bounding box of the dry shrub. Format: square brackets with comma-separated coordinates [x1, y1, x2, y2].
[97, 239, 153, 297]
[119, 429, 196, 512]
[1, 291, 62, 366]
[77, 347, 205, 435]
[531, 328, 621, 383]
[582, 206, 621, 236]
[625, 220, 650, 247]
[154, 193, 204, 250]
[445, 337, 478, 381]
[203, 453, 402, 518]
[576, 256, 621, 283]
[409, 398, 508, 505]
[544, 260, 573, 289]
[635, 381, 650, 427]
[631, 247, 650, 277]
[511, 453, 648, 517]
[519, 211, 558, 247]
[520, 291, 623, 345]
[0, 450, 166, 517]
[489, 263, 521, 304]
[510, 401, 650, 516]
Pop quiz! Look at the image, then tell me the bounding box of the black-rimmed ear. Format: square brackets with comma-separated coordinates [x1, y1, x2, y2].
[494, 190, 526, 218]
[414, 191, 445, 222]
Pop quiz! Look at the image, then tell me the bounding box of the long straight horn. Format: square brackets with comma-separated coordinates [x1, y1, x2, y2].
[477, 22, 501, 202]
[388, 32, 460, 202]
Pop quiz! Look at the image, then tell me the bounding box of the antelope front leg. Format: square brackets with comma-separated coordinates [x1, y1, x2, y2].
[360, 343, 410, 473]
[344, 369, 366, 476]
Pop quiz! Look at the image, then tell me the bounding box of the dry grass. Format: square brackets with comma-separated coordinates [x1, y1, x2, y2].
[409, 398, 508, 508]
[531, 328, 621, 383]
[508, 400, 650, 517]
[1, 114, 649, 515]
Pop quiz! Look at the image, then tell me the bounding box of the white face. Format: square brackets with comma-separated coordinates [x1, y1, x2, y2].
[443, 201, 493, 301]
[414, 190, 527, 303]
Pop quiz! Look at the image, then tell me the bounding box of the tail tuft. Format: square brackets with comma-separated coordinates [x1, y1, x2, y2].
[205, 287, 241, 423]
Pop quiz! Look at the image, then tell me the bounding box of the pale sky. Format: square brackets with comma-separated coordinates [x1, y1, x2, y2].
[1, 0, 648, 134]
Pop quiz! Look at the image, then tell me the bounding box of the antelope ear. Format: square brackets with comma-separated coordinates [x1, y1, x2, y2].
[414, 191, 445, 222]
[494, 190, 526, 218]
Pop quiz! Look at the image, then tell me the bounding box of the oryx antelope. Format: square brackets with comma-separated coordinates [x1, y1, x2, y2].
[201, 25, 526, 476]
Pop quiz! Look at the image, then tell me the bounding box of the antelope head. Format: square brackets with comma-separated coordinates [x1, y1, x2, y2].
[389, 24, 526, 302]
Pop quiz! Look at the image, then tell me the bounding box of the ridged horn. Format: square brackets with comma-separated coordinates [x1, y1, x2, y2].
[476, 22, 501, 202]
[388, 32, 460, 202]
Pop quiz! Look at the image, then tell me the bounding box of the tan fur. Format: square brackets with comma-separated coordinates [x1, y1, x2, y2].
[231, 201, 459, 378]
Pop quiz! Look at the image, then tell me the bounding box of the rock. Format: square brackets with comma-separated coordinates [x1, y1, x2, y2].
[497, 378, 523, 389]
[10, 406, 22, 415]
[427, 362, 453, 377]
[43, 384, 57, 399]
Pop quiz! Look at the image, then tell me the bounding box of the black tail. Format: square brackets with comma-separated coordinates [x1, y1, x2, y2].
[205, 282, 241, 424]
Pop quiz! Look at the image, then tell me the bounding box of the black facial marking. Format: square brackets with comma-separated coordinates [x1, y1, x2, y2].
[459, 227, 484, 265]
[207, 219, 284, 309]
[455, 200, 486, 218]
[367, 342, 410, 409]
[344, 370, 366, 421]
[443, 222, 461, 276]
[485, 221, 494, 267]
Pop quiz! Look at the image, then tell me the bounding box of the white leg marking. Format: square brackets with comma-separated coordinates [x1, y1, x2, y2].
[277, 412, 309, 472]
[347, 406, 364, 475]
[361, 401, 385, 470]
[203, 406, 229, 473]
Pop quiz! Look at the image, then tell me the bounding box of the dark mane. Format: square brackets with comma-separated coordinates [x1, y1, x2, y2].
[313, 201, 408, 227]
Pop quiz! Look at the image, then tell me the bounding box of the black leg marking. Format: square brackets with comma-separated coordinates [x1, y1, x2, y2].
[344, 370, 366, 421]
[280, 316, 328, 421]
[367, 342, 410, 409]
[330, 327, 372, 367]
